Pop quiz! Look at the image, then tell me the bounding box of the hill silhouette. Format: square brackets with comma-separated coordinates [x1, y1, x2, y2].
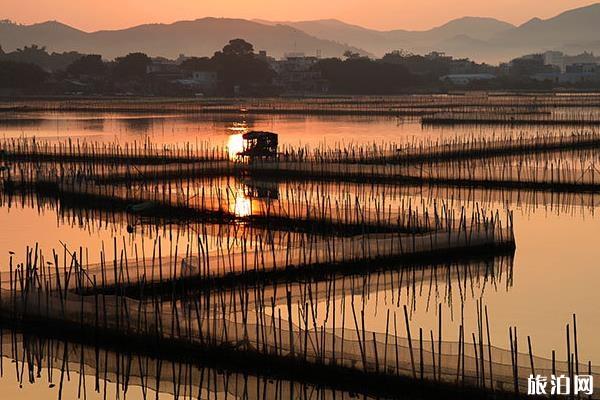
[4, 3, 600, 64]
[0, 18, 368, 60]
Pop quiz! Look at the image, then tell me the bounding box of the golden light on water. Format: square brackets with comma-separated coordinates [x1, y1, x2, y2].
[228, 122, 248, 132]
[227, 133, 245, 159]
[232, 188, 252, 217]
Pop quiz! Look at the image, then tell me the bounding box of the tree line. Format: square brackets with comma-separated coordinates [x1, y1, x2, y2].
[0, 39, 575, 95]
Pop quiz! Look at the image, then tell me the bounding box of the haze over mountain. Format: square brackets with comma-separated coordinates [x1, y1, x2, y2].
[258, 3, 600, 63]
[255, 17, 514, 58]
[488, 3, 600, 56]
[0, 18, 368, 60]
[2, 3, 600, 64]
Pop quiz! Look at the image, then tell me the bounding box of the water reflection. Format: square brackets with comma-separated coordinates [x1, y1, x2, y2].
[0, 328, 373, 400]
[231, 187, 252, 217]
[229, 179, 282, 217]
[4, 110, 597, 149]
[122, 117, 153, 133]
[226, 121, 249, 133]
[2, 111, 600, 366]
[241, 178, 280, 200]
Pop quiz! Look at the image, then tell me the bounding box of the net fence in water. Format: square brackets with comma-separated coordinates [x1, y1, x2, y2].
[1, 283, 596, 398]
[244, 156, 600, 188]
[3, 130, 600, 166]
[2, 331, 365, 400]
[4, 138, 600, 189]
[4, 161, 506, 231]
[74, 217, 513, 289]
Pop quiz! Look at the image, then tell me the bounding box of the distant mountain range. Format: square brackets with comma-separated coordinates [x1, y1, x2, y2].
[3, 3, 600, 64]
[0, 18, 367, 60]
[254, 17, 514, 60]
[258, 3, 600, 63]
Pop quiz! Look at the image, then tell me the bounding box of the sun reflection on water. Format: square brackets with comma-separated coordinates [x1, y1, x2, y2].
[232, 188, 252, 217]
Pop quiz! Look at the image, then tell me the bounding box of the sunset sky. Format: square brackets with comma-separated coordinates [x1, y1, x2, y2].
[3, 0, 600, 31]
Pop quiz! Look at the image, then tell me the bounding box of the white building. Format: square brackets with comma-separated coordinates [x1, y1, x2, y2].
[542, 51, 598, 73]
[271, 54, 328, 94]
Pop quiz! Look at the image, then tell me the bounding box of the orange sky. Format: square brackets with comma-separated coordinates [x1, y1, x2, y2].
[3, 0, 600, 31]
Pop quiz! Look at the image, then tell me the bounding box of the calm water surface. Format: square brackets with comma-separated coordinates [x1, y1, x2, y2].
[0, 111, 598, 398]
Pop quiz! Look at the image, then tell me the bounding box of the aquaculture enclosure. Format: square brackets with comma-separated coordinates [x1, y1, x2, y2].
[1, 96, 600, 400]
